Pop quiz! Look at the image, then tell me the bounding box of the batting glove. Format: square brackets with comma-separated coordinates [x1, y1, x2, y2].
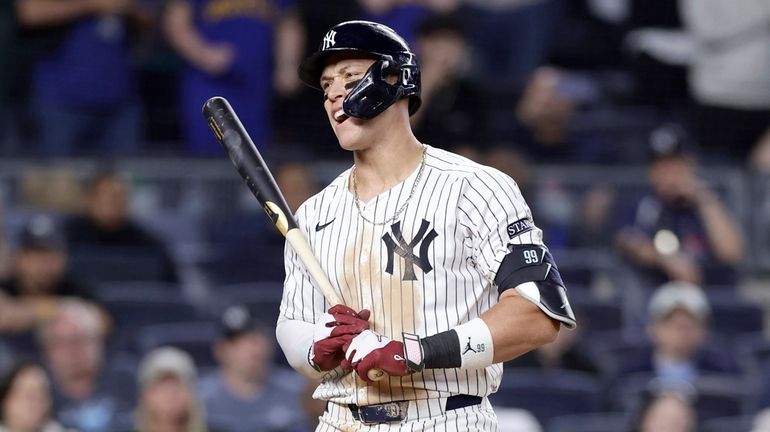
[309, 305, 370, 371]
[344, 330, 413, 382]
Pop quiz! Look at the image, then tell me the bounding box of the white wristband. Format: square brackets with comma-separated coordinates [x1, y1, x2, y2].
[453, 318, 494, 370]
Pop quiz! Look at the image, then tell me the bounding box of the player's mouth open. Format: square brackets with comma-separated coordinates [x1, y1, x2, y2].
[334, 109, 349, 124]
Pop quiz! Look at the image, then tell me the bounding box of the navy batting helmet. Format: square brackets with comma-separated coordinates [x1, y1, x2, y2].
[298, 20, 421, 119]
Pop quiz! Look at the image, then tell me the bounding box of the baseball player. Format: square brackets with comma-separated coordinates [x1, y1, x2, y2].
[276, 21, 577, 431]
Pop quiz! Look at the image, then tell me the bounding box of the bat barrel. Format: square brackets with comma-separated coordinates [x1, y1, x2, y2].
[203, 96, 298, 233]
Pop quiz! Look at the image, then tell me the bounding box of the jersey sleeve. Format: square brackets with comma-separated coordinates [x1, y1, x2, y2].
[458, 168, 545, 284]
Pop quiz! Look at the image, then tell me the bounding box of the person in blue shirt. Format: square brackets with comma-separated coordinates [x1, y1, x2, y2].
[17, 0, 150, 155]
[163, 0, 302, 155]
[198, 305, 304, 432]
[614, 124, 745, 288]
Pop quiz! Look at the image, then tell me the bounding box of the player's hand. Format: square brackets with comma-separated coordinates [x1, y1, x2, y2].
[344, 330, 411, 382]
[310, 305, 370, 371]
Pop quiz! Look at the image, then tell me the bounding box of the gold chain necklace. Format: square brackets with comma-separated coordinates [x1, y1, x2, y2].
[352, 145, 427, 226]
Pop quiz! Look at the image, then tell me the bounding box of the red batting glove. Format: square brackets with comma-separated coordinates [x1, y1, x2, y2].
[310, 305, 370, 371]
[344, 330, 411, 382]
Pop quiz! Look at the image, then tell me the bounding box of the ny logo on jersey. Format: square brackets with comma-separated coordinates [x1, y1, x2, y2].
[382, 219, 437, 281]
[322, 30, 337, 50]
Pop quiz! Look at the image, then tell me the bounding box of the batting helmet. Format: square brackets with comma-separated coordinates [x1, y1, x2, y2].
[298, 20, 421, 119]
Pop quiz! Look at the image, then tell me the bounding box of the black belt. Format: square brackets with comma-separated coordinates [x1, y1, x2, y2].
[347, 395, 482, 424]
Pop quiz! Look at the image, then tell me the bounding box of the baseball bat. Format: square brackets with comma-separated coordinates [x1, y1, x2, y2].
[202, 96, 385, 382]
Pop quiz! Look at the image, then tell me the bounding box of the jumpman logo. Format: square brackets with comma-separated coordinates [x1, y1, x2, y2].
[462, 337, 477, 355]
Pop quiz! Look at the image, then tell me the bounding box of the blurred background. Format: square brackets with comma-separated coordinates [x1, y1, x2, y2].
[0, 0, 769, 431]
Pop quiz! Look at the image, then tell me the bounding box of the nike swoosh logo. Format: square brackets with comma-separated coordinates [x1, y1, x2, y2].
[315, 219, 335, 231]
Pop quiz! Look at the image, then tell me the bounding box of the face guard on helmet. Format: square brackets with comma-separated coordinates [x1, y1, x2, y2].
[298, 20, 421, 120]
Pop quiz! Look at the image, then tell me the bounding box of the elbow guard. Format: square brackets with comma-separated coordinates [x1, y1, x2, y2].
[494, 245, 577, 329]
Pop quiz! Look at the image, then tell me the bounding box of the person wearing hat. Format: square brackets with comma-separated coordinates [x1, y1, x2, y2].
[615, 281, 737, 384]
[39, 299, 126, 432]
[615, 123, 745, 288]
[197, 305, 303, 432]
[0, 215, 94, 334]
[135, 347, 209, 432]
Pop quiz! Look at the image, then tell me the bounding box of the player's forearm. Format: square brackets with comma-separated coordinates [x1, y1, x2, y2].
[481, 291, 559, 363]
[276, 318, 327, 379]
[16, 0, 94, 26]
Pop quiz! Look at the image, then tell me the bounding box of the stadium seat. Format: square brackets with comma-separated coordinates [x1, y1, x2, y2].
[97, 281, 183, 299]
[490, 368, 602, 424]
[100, 288, 200, 353]
[701, 415, 756, 432]
[135, 321, 220, 369]
[568, 298, 623, 335]
[580, 330, 651, 378]
[69, 246, 173, 284]
[212, 282, 283, 319]
[546, 412, 629, 432]
[707, 295, 765, 339]
[616, 373, 759, 422]
[734, 332, 770, 377]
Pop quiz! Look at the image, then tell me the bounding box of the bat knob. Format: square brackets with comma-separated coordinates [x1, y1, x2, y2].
[368, 369, 385, 381]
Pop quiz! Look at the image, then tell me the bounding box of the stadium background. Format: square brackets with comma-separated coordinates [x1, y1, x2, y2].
[0, 0, 769, 431]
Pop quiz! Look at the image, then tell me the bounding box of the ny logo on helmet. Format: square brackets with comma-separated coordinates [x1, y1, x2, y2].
[382, 219, 437, 281]
[322, 30, 337, 50]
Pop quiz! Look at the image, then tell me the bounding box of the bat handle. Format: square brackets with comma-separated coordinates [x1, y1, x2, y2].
[284, 230, 387, 381]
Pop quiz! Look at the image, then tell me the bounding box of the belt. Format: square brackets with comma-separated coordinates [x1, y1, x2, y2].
[347, 395, 482, 424]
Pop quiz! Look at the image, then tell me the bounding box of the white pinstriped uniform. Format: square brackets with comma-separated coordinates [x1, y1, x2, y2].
[279, 146, 546, 431]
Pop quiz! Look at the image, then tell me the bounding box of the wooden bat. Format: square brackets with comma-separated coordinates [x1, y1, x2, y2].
[202, 96, 385, 382]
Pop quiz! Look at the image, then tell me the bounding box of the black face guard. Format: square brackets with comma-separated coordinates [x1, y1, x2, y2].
[342, 56, 420, 119]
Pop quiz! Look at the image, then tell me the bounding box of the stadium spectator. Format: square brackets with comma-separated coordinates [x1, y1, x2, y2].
[0, 204, 10, 280]
[495, 408, 543, 432]
[295, 378, 325, 431]
[631, 383, 697, 432]
[63, 172, 178, 283]
[0, 0, 28, 154]
[680, 0, 770, 161]
[614, 124, 745, 287]
[135, 347, 208, 432]
[198, 305, 303, 432]
[39, 299, 129, 432]
[615, 282, 737, 383]
[163, 0, 303, 155]
[16, 0, 150, 155]
[411, 15, 486, 156]
[753, 407, 770, 432]
[621, 0, 690, 108]
[274, 161, 318, 214]
[357, 0, 431, 47]
[515, 67, 577, 160]
[752, 129, 770, 174]
[463, 0, 560, 86]
[0, 361, 73, 432]
[0, 215, 94, 334]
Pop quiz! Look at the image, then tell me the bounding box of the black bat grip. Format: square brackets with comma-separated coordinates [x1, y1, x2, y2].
[202, 96, 298, 232]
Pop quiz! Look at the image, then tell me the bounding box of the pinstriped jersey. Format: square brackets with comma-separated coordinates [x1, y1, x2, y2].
[279, 145, 545, 405]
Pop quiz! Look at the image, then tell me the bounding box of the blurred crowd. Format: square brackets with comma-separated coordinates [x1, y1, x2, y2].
[0, 0, 768, 165]
[0, 0, 770, 431]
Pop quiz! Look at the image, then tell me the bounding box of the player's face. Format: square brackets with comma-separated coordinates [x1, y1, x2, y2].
[320, 55, 377, 151]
